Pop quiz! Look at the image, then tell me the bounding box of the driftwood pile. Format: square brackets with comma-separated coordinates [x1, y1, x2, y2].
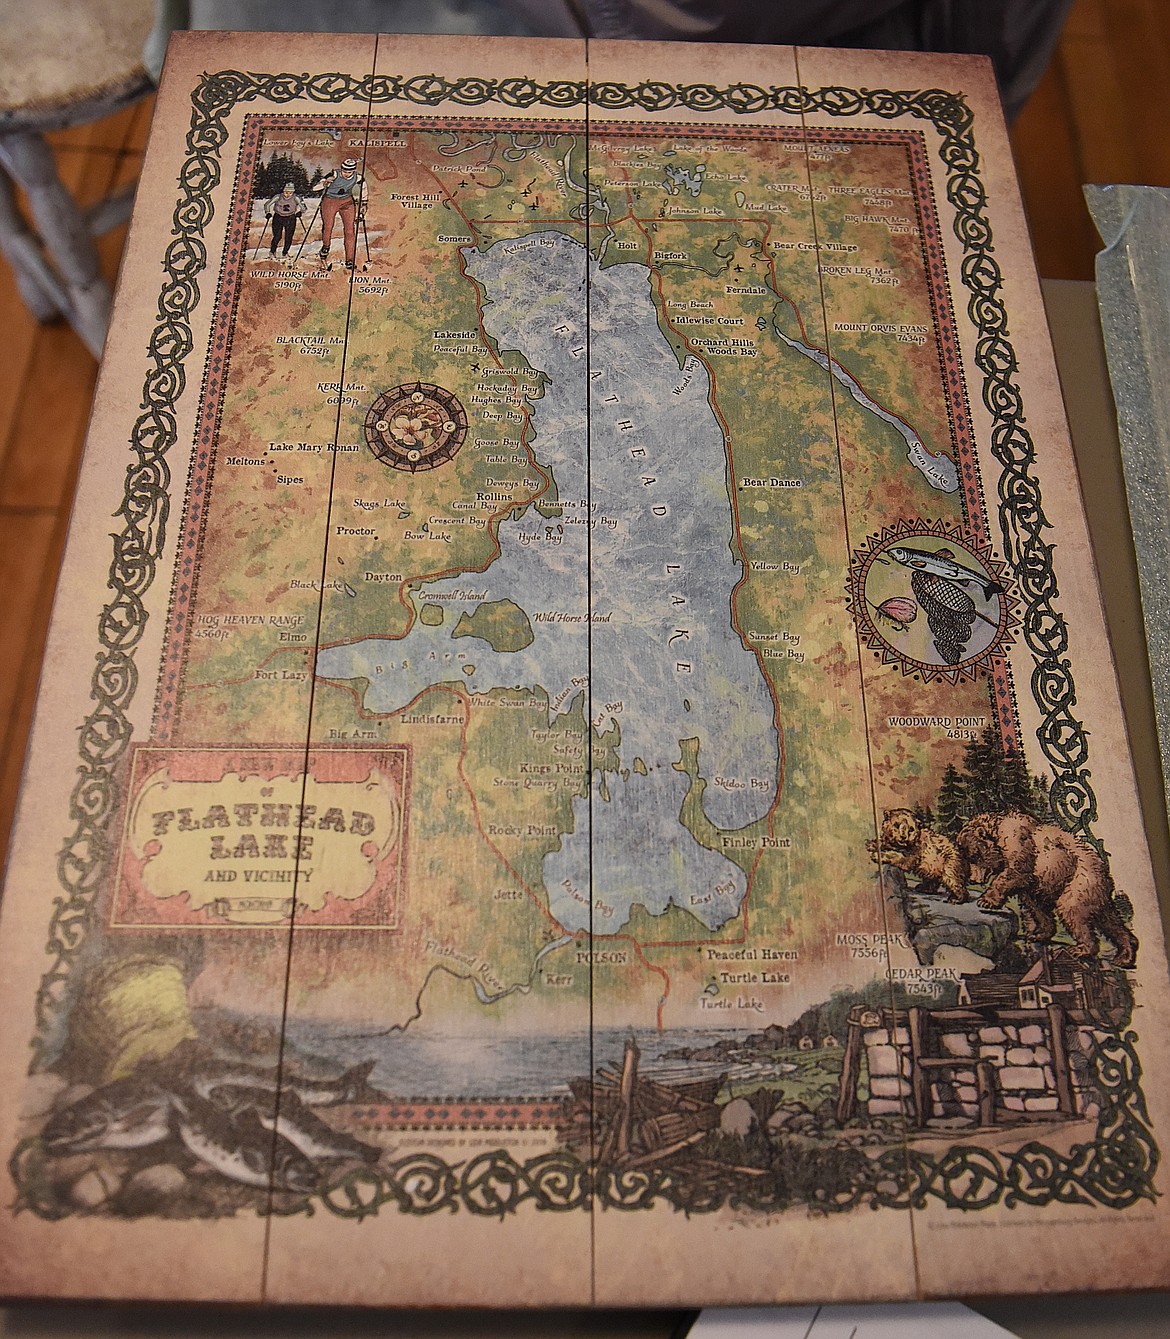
[562, 1038, 724, 1169]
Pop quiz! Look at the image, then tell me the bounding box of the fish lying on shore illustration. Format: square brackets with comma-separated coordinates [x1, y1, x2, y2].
[264, 1092, 381, 1163]
[213, 1084, 380, 1163]
[36, 1055, 380, 1190]
[172, 1091, 319, 1194]
[192, 1057, 376, 1108]
[886, 544, 1003, 602]
[41, 1077, 174, 1154]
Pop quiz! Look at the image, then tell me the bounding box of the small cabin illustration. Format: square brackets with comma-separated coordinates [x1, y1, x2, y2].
[957, 946, 1127, 1018]
[797, 1035, 815, 1051]
[955, 971, 1024, 1009]
[821, 1034, 840, 1049]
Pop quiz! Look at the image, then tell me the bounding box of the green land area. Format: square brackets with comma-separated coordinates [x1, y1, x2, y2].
[451, 598, 534, 652]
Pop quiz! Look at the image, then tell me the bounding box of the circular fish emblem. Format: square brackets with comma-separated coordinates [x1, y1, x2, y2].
[365, 382, 468, 472]
[849, 521, 1016, 682]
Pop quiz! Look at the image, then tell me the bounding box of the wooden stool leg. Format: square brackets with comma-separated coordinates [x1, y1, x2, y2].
[0, 130, 111, 357]
[0, 161, 68, 322]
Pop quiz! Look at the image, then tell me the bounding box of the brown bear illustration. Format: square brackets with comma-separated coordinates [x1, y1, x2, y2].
[955, 811, 1138, 967]
[866, 808, 970, 904]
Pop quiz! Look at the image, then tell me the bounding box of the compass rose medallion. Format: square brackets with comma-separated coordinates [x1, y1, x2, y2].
[365, 382, 468, 472]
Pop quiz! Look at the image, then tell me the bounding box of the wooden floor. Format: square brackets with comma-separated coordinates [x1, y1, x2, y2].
[2, 0, 1170, 873]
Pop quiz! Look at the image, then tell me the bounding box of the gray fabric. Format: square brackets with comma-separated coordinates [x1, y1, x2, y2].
[144, 0, 581, 81]
[1086, 185, 1170, 844]
[583, 0, 1074, 119]
[588, 0, 906, 43]
[145, 0, 1071, 120]
[143, 0, 188, 81]
[831, 0, 1075, 120]
[188, 0, 567, 36]
[323, 171, 361, 198]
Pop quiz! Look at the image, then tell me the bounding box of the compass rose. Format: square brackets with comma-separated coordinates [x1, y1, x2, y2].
[365, 382, 468, 472]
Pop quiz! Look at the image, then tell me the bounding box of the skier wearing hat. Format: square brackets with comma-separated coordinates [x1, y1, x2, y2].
[264, 180, 305, 259]
[317, 157, 365, 270]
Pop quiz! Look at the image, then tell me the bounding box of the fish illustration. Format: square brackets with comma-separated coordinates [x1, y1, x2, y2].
[172, 1090, 318, 1194]
[886, 545, 1003, 602]
[210, 1085, 380, 1164]
[192, 1058, 376, 1108]
[269, 1135, 323, 1195]
[262, 1091, 380, 1164]
[41, 1078, 174, 1154]
[39, 1049, 378, 1194]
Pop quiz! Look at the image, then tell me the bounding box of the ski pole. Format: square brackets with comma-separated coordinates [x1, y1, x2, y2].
[285, 208, 311, 258]
[293, 194, 323, 266]
[254, 203, 274, 261]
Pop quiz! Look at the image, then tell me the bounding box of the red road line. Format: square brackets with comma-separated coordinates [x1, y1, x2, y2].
[311, 671, 684, 1012]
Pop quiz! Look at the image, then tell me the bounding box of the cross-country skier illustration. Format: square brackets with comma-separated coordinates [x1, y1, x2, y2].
[264, 181, 305, 260]
[316, 156, 366, 270]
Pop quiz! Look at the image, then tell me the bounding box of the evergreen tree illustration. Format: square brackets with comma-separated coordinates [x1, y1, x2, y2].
[943, 727, 1055, 824]
[252, 153, 273, 197]
[1001, 746, 1036, 814]
[936, 763, 965, 832]
[1030, 772, 1054, 822]
[961, 726, 1026, 813]
[256, 153, 311, 198]
[963, 727, 999, 810]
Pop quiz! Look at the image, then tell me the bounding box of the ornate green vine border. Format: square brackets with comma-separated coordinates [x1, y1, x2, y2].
[25, 69, 1157, 1216]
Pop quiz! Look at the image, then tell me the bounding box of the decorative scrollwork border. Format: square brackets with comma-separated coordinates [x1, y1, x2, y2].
[28, 66, 1152, 1215]
[11, 1032, 1153, 1219]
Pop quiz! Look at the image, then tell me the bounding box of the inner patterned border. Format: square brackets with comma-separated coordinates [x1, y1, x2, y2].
[27, 69, 1153, 1215]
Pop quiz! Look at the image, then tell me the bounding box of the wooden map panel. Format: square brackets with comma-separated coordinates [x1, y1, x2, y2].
[1, 33, 1169, 1306]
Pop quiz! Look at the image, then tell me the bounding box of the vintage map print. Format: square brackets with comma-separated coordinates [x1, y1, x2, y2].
[1, 34, 1169, 1306]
